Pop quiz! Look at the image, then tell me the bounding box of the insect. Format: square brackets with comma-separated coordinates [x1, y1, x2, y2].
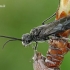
[0, 15, 70, 70]
[1, 15, 70, 47]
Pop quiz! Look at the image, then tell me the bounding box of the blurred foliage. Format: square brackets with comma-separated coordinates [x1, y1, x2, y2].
[0, 0, 70, 70]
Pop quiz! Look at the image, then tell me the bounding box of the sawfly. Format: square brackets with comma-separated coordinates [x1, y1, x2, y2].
[0, 15, 70, 47]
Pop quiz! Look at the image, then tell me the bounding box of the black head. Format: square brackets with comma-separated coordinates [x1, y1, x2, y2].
[22, 33, 32, 46]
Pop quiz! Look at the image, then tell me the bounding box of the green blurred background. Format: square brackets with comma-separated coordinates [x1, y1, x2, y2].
[0, 0, 70, 70]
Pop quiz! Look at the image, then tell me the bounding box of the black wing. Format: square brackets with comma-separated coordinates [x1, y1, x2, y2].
[30, 16, 70, 41]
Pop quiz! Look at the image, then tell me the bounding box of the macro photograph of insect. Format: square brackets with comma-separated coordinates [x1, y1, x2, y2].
[0, 0, 70, 70]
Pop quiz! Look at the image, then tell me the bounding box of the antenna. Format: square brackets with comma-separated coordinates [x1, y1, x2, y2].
[0, 35, 22, 48]
[42, 12, 56, 25]
[0, 35, 22, 41]
[42, 0, 60, 25]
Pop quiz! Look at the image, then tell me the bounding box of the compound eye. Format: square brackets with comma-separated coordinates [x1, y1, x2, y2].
[22, 33, 32, 46]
